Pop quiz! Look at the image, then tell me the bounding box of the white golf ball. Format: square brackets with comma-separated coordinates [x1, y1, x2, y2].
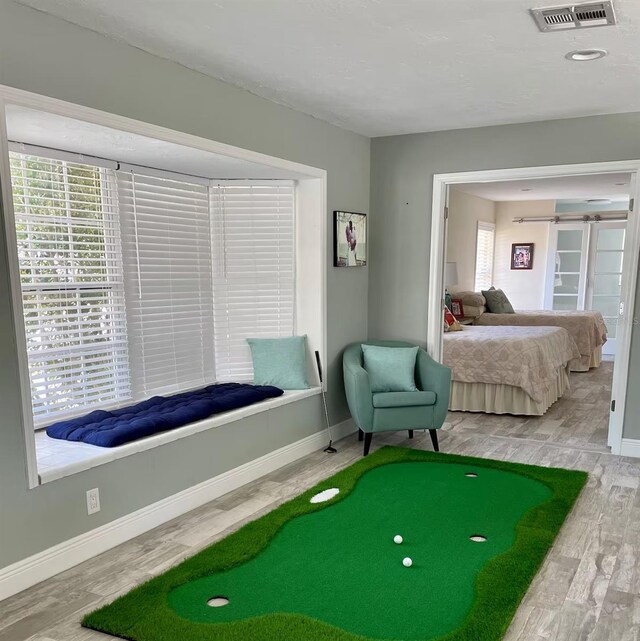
[403, 557, 413, 568]
[393, 535, 403, 544]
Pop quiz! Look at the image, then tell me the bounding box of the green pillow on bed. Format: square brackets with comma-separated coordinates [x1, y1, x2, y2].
[482, 288, 515, 314]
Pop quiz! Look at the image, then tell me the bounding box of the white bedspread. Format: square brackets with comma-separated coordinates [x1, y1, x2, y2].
[443, 325, 580, 402]
[475, 310, 607, 359]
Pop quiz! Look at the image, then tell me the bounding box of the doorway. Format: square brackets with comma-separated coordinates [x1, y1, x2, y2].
[428, 162, 640, 456]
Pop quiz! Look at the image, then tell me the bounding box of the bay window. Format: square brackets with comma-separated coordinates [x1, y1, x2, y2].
[9, 150, 296, 428]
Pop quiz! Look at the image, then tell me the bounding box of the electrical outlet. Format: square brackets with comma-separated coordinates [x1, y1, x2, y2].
[86, 488, 100, 515]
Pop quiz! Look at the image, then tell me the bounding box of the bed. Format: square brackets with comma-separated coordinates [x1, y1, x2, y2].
[474, 310, 607, 371]
[443, 325, 580, 416]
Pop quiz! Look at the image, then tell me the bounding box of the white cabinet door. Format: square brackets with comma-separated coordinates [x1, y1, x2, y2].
[586, 222, 626, 356]
[544, 225, 590, 311]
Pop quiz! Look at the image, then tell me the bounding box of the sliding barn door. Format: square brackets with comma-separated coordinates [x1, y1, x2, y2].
[586, 222, 626, 356]
[545, 221, 626, 357]
[544, 225, 590, 311]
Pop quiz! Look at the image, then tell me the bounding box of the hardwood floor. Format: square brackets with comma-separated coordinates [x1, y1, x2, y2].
[2, 362, 638, 641]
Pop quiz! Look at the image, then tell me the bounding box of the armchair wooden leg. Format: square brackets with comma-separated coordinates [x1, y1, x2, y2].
[358, 429, 364, 442]
[408, 430, 414, 439]
[363, 432, 373, 456]
[429, 429, 440, 452]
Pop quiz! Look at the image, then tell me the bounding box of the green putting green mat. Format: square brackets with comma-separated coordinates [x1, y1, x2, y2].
[83, 447, 587, 641]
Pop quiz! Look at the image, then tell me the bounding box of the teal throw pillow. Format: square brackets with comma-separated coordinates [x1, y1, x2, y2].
[361, 345, 419, 393]
[247, 336, 310, 390]
[482, 288, 515, 314]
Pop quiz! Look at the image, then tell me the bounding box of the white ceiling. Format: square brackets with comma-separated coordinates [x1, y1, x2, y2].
[455, 173, 632, 201]
[16, 0, 640, 137]
[5, 105, 311, 179]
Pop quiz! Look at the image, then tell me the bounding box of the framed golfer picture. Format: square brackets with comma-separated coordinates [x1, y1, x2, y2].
[334, 211, 367, 267]
[511, 243, 534, 270]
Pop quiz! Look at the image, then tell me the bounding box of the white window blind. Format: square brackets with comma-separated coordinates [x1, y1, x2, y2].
[474, 221, 496, 291]
[211, 181, 295, 381]
[9, 152, 130, 425]
[10, 148, 298, 427]
[116, 171, 215, 398]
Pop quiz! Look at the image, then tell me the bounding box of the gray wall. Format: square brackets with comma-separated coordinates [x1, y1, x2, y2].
[0, 0, 369, 569]
[369, 114, 640, 439]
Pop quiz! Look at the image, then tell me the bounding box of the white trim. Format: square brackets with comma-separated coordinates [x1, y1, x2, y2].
[0, 86, 325, 178]
[429, 160, 640, 457]
[0, 85, 328, 487]
[0, 98, 38, 489]
[609, 176, 640, 452]
[295, 178, 327, 390]
[8, 141, 119, 171]
[427, 178, 449, 359]
[38, 389, 323, 484]
[0, 418, 356, 601]
[620, 438, 640, 458]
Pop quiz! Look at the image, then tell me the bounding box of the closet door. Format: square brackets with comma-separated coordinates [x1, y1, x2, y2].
[586, 222, 626, 356]
[544, 225, 590, 311]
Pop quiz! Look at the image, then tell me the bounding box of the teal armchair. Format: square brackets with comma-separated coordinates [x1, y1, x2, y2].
[343, 340, 451, 456]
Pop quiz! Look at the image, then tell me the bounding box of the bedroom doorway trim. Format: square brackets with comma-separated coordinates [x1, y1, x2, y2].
[429, 162, 640, 457]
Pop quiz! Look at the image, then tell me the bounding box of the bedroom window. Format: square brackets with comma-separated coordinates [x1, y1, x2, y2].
[474, 221, 495, 291]
[9, 151, 296, 428]
[10, 153, 130, 426]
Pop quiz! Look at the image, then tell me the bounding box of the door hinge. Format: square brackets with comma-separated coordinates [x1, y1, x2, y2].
[630, 198, 635, 212]
[444, 206, 449, 220]
[611, 399, 616, 412]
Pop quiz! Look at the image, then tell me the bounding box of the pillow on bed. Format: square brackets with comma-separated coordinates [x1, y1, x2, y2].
[361, 345, 419, 392]
[444, 306, 463, 332]
[455, 290, 486, 307]
[461, 304, 485, 319]
[482, 288, 515, 314]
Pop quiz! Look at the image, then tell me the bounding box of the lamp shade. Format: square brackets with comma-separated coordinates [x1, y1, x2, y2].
[444, 262, 458, 288]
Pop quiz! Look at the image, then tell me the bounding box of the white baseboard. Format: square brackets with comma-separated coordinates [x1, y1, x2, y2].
[620, 438, 640, 458]
[0, 419, 356, 602]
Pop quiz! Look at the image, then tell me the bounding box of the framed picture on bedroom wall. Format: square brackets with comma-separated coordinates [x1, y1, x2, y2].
[334, 211, 367, 267]
[450, 298, 464, 318]
[511, 243, 534, 270]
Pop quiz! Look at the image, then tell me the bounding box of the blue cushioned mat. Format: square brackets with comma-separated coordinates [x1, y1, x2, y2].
[46, 383, 284, 447]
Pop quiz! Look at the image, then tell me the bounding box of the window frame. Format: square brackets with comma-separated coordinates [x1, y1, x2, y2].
[10, 158, 300, 428]
[0, 86, 327, 489]
[474, 221, 496, 292]
[10, 152, 132, 426]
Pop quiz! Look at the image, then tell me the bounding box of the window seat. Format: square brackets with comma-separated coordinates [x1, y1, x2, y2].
[36, 388, 321, 484]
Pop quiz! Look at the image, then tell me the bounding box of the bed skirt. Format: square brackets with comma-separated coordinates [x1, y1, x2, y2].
[570, 346, 602, 372]
[449, 365, 571, 416]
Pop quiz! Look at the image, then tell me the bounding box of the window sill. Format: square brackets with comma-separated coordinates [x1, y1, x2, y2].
[35, 388, 322, 485]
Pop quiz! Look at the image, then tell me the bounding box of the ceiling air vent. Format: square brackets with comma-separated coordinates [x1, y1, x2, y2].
[531, 1, 617, 31]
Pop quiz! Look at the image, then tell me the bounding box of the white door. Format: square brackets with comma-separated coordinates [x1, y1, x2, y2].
[544, 225, 590, 311]
[586, 222, 626, 356]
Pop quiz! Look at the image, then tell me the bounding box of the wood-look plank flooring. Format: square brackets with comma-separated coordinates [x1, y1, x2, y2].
[2, 362, 638, 641]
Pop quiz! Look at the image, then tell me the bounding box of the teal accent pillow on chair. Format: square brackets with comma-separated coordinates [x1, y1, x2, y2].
[361, 344, 419, 392]
[247, 336, 310, 389]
